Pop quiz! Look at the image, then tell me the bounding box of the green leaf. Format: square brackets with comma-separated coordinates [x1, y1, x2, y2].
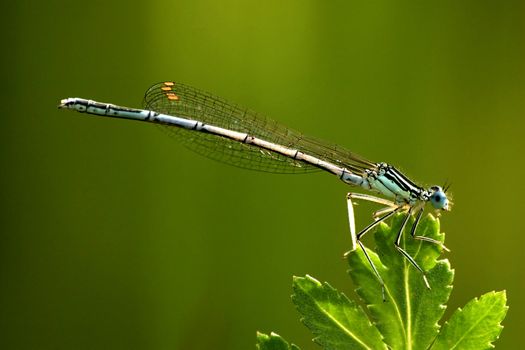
[431, 291, 508, 350]
[256, 332, 301, 350]
[257, 213, 508, 349]
[347, 214, 454, 350]
[292, 275, 387, 350]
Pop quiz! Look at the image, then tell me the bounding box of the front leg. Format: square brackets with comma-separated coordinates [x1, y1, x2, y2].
[409, 207, 450, 252]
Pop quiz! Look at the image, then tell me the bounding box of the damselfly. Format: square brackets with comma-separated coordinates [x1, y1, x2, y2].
[59, 81, 451, 299]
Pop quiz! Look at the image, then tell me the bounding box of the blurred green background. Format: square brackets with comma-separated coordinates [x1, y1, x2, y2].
[2, 0, 524, 349]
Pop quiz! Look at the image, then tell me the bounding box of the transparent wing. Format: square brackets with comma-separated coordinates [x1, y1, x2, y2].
[143, 82, 376, 174]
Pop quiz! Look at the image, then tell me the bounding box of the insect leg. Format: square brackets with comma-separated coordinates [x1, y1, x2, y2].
[394, 208, 431, 289]
[409, 207, 450, 252]
[345, 192, 402, 301]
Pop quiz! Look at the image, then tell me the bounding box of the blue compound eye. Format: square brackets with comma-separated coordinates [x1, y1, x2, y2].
[430, 188, 449, 210]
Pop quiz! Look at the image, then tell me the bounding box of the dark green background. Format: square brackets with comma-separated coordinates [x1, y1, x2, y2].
[2, 1, 523, 349]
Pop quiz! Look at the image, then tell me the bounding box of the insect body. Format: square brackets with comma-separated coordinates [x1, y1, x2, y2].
[60, 81, 451, 300]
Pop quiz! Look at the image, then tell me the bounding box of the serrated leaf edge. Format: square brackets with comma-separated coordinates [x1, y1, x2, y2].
[432, 290, 508, 349]
[294, 275, 385, 350]
[352, 215, 453, 350]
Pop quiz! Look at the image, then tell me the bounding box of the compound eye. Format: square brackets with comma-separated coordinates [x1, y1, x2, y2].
[430, 190, 448, 209]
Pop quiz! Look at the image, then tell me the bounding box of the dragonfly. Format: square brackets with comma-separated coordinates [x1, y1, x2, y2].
[59, 81, 451, 299]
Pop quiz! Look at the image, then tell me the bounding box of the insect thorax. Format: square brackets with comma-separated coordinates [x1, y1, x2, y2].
[365, 163, 425, 205]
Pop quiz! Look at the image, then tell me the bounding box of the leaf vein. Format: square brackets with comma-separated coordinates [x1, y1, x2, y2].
[314, 300, 374, 350]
